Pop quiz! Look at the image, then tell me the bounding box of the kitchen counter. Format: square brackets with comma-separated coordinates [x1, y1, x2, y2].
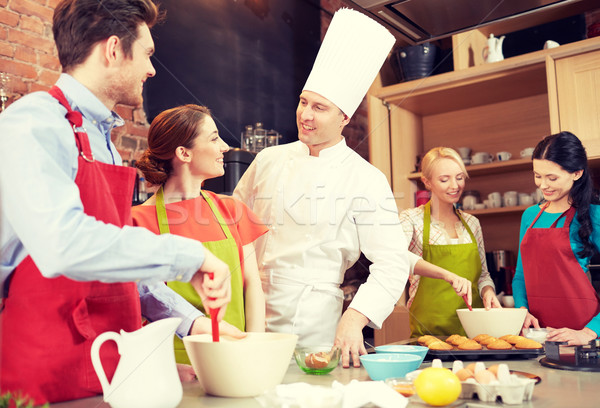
[50, 355, 599, 408]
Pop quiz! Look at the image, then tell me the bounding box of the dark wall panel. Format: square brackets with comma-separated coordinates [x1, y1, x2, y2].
[144, 0, 322, 148]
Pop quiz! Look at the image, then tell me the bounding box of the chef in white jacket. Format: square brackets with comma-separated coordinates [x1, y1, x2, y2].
[234, 8, 468, 367]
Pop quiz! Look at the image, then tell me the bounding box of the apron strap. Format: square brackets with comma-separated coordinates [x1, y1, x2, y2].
[529, 202, 575, 229]
[155, 186, 171, 235]
[529, 202, 548, 228]
[456, 208, 477, 243]
[200, 190, 234, 241]
[550, 207, 576, 229]
[48, 86, 95, 163]
[423, 201, 432, 245]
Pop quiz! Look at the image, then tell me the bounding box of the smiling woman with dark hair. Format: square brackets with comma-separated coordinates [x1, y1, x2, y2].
[513, 131, 600, 346]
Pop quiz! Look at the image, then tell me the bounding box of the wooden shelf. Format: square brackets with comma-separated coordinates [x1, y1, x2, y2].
[464, 205, 530, 216]
[408, 156, 600, 181]
[375, 37, 600, 116]
[407, 158, 534, 180]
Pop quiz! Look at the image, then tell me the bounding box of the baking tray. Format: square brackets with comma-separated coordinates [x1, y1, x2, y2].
[397, 338, 545, 361]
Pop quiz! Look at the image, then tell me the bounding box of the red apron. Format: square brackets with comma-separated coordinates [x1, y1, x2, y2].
[520, 204, 600, 329]
[0, 86, 141, 404]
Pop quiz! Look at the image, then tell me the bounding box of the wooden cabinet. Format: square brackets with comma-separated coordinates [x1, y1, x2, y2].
[548, 48, 600, 156]
[367, 36, 600, 345]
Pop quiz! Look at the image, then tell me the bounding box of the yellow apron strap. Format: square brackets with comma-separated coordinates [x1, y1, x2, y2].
[200, 190, 234, 241]
[155, 186, 171, 234]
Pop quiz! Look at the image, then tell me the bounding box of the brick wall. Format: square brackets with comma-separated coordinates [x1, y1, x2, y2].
[0, 0, 149, 161]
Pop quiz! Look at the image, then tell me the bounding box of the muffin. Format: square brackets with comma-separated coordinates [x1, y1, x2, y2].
[458, 339, 482, 350]
[428, 340, 454, 350]
[487, 339, 512, 350]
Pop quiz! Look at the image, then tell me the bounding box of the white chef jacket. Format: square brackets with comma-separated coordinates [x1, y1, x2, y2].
[233, 139, 418, 346]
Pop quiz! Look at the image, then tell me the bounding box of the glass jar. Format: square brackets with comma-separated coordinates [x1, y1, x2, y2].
[254, 123, 266, 152]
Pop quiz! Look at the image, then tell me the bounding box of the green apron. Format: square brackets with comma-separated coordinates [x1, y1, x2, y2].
[409, 201, 483, 337]
[155, 186, 245, 364]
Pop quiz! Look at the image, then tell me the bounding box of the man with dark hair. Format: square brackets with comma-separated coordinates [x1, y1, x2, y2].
[0, 0, 231, 404]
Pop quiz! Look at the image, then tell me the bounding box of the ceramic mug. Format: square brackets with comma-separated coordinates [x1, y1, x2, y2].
[520, 147, 535, 158]
[463, 195, 477, 211]
[519, 193, 534, 206]
[488, 192, 502, 208]
[503, 191, 518, 207]
[495, 151, 512, 161]
[502, 295, 515, 308]
[472, 152, 492, 164]
[457, 147, 471, 159]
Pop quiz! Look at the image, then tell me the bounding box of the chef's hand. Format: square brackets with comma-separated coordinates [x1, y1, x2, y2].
[545, 327, 597, 346]
[190, 248, 231, 321]
[445, 273, 471, 304]
[520, 307, 540, 331]
[190, 316, 246, 338]
[481, 285, 501, 309]
[334, 308, 369, 368]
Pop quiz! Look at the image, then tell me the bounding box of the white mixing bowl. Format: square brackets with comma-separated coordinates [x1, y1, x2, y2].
[456, 308, 527, 338]
[183, 332, 297, 397]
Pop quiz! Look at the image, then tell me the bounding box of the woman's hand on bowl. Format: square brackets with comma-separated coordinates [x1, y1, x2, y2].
[520, 308, 540, 332]
[481, 286, 502, 309]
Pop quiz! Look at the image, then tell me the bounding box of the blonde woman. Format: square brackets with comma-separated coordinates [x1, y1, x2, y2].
[400, 147, 501, 337]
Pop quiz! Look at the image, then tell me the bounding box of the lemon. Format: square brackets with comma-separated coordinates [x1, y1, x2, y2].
[414, 367, 462, 406]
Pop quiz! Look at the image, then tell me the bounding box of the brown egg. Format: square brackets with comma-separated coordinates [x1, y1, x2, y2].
[456, 368, 474, 381]
[474, 369, 497, 384]
[305, 351, 330, 369]
[466, 363, 478, 373]
[488, 364, 500, 376]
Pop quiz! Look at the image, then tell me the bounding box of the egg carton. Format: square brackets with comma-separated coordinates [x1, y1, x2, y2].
[460, 375, 536, 405]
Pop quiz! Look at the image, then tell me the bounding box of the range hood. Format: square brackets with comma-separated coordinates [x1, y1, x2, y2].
[346, 0, 594, 44]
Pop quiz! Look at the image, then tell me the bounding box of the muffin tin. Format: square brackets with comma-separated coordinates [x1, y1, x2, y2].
[405, 337, 544, 360]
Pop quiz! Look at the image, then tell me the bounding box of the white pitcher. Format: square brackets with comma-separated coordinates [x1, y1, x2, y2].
[483, 34, 505, 63]
[91, 317, 183, 408]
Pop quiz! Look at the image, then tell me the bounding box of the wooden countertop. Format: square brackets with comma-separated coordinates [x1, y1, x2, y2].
[50, 353, 599, 407]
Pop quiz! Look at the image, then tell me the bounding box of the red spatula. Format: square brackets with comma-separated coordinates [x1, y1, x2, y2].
[208, 273, 219, 342]
[462, 294, 473, 311]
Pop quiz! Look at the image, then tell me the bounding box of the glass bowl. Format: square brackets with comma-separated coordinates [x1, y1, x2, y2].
[523, 327, 549, 343]
[294, 346, 341, 375]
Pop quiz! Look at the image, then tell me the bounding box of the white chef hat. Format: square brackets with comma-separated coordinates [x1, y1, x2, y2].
[303, 8, 396, 118]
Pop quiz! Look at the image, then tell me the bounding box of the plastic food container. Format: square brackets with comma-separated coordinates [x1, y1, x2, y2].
[406, 360, 538, 405]
[523, 328, 549, 343]
[460, 376, 537, 405]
